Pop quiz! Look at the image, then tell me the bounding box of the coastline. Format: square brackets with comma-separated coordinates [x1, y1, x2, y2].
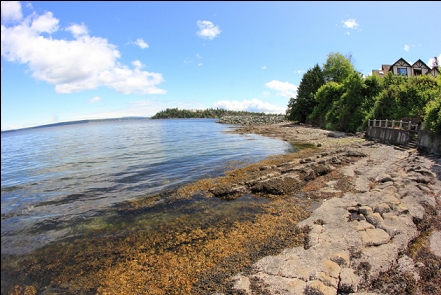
[2, 123, 440, 295]
[225, 122, 441, 295]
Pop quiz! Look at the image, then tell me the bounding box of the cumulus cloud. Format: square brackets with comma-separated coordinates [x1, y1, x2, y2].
[1, 2, 165, 95]
[1, 1, 23, 23]
[132, 38, 149, 49]
[265, 80, 297, 97]
[88, 96, 102, 103]
[341, 18, 359, 29]
[66, 23, 88, 37]
[427, 54, 441, 68]
[261, 66, 267, 70]
[196, 20, 221, 40]
[404, 44, 410, 51]
[132, 60, 144, 68]
[214, 99, 285, 114]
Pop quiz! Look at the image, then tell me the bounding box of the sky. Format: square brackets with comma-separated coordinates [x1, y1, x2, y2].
[1, 1, 440, 130]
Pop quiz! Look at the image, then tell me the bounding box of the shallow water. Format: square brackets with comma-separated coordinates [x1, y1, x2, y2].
[1, 118, 293, 255]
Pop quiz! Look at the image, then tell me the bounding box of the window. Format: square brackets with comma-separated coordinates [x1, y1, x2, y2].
[397, 68, 407, 75]
[414, 69, 422, 75]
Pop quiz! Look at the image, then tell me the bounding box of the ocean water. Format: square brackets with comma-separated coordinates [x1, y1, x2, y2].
[1, 118, 292, 255]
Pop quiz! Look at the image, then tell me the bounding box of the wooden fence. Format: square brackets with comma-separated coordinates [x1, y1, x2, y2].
[368, 119, 419, 131]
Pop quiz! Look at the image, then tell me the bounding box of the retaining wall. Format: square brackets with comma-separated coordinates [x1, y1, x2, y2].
[418, 130, 441, 155]
[366, 126, 410, 145]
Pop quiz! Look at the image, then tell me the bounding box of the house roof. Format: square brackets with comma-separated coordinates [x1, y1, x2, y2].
[412, 59, 430, 69]
[391, 57, 411, 68]
[429, 67, 440, 75]
[381, 64, 391, 71]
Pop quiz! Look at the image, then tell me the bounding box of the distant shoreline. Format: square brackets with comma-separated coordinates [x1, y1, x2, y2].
[1, 117, 150, 133]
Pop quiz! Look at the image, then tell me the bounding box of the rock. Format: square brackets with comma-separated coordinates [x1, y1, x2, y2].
[330, 251, 350, 267]
[359, 206, 373, 216]
[310, 271, 338, 288]
[339, 268, 361, 293]
[216, 115, 288, 125]
[365, 212, 384, 227]
[397, 256, 420, 281]
[253, 273, 306, 294]
[209, 184, 246, 199]
[375, 173, 393, 183]
[231, 274, 250, 293]
[322, 259, 341, 278]
[373, 203, 391, 214]
[429, 231, 441, 257]
[360, 228, 390, 246]
[354, 220, 375, 231]
[305, 280, 337, 295]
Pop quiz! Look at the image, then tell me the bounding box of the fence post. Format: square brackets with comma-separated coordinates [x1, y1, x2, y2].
[392, 120, 395, 129]
[385, 119, 388, 128]
[368, 119, 370, 127]
[408, 121, 411, 130]
[399, 120, 403, 130]
[373, 119, 376, 127]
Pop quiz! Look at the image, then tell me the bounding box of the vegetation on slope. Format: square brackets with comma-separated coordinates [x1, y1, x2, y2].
[287, 52, 441, 134]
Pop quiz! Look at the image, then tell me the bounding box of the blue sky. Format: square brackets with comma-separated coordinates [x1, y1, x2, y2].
[1, 1, 440, 130]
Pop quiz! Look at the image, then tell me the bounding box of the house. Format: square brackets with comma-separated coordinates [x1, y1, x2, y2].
[372, 58, 438, 78]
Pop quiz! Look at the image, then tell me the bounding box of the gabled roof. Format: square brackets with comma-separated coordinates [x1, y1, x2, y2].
[391, 57, 411, 68]
[412, 59, 430, 69]
[429, 67, 440, 75]
[381, 64, 391, 71]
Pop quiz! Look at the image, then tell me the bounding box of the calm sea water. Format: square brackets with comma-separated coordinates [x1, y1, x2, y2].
[1, 118, 292, 254]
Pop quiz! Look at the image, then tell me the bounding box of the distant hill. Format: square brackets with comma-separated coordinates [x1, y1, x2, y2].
[150, 108, 273, 119]
[1, 117, 150, 133]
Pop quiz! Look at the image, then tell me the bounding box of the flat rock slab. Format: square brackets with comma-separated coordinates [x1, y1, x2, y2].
[359, 228, 390, 246]
[228, 143, 441, 295]
[430, 230, 441, 257]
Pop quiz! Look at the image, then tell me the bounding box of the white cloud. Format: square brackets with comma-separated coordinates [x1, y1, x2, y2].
[88, 96, 102, 103]
[183, 58, 192, 65]
[262, 91, 270, 96]
[66, 23, 88, 37]
[261, 66, 267, 70]
[196, 20, 221, 40]
[1, 3, 165, 95]
[1, 1, 23, 23]
[341, 18, 359, 29]
[133, 38, 149, 49]
[132, 60, 144, 68]
[214, 99, 285, 114]
[404, 44, 410, 51]
[30, 11, 59, 33]
[427, 54, 441, 68]
[198, 63, 203, 66]
[264, 80, 297, 97]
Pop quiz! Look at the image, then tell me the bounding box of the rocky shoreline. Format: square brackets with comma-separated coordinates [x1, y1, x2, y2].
[216, 115, 289, 125]
[3, 123, 439, 295]
[222, 123, 441, 295]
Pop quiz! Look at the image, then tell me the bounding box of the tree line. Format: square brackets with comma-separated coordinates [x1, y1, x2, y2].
[151, 108, 268, 119]
[287, 52, 441, 135]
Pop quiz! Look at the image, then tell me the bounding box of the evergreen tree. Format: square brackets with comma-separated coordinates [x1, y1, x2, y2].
[287, 64, 325, 123]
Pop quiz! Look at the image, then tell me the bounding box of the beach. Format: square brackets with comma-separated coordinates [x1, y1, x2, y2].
[3, 122, 440, 295]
